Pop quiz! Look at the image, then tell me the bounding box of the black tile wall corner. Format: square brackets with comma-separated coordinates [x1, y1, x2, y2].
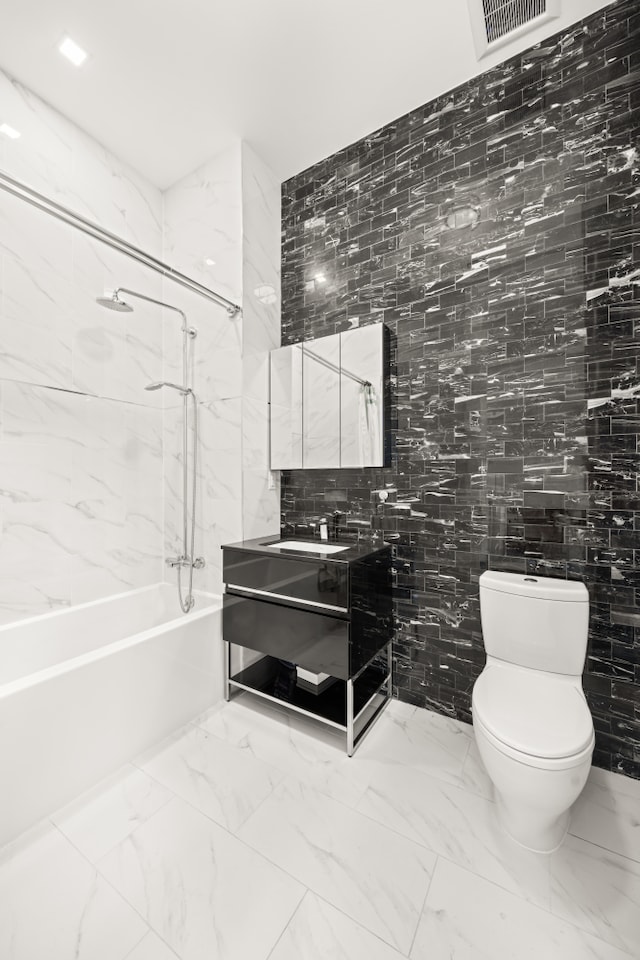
[280, 0, 640, 779]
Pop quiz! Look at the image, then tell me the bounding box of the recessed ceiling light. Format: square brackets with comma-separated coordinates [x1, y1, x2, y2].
[0, 123, 20, 139]
[59, 36, 87, 67]
[204, 257, 216, 267]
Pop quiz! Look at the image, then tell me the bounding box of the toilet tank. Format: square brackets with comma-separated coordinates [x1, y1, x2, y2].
[479, 571, 589, 675]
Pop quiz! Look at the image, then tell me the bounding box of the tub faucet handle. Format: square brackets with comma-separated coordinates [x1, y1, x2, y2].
[166, 556, 206, 569]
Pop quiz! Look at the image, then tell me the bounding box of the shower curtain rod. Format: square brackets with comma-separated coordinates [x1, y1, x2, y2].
[0, 171, 242, 317]
[301, 344, 371, 388]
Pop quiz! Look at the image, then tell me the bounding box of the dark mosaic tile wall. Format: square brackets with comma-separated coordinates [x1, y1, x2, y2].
[280, 0, 640, 778]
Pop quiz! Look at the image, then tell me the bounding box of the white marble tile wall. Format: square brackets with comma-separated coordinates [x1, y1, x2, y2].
[161, 396, 242, 597]
[0, 69, 163, 255]
[162, 142, 242, 310]
[161, 141, 282, 594]
[1, 63, 282, 615]
[162, 148, 245, 596]
[0, 381, 164, 623]
[0, 67, 168, 623]
[241, 142, 281, 540]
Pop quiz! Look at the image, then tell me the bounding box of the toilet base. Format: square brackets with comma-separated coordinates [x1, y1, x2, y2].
[495, 792, 570, 854]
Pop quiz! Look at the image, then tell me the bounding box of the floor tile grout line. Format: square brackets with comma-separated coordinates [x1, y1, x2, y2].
[193, 698, 350, 760]
[431, 854, 637, 959]
[51, 783, 177, 864]
[49, 760, 180, 864]
[566, 828, 640, 866]
[44, 818, 182, 960]
[127, 718, 291, 833]
[35, 780, 640, 960]
[240, 766, 442, 857]
[83, 795, 638, 960]
[407, 854, 439, 958]
[84, 777, 315, 926]
[191, 696, 485, 811]
[308, 889, 417, 958]
[121, 929, 181, 960]
[117, 925, 150, 960]
[231, 772, 439, 954]
[5, 696, 640, 960]
[263, 887, 310, 960]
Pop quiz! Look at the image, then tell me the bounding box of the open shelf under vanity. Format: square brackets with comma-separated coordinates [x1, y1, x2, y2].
[222, 536, 393, 755]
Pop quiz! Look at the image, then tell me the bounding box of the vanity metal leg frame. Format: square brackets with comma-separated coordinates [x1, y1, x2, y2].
[224, 639, 231, 702]
[347, 679, 355, 757]
[347, 640, 393, 756]
[224, 641, 392, 757]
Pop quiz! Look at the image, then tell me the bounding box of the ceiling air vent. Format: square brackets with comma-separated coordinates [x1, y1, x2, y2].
[467, 0, 560, 59]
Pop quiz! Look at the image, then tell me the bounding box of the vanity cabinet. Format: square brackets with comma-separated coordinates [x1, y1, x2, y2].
[222, 537, 392, 755]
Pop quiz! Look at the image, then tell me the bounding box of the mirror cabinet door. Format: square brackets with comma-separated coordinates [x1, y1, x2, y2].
[269, 323, 386, 470]
[270, 344, 303, 469]
[302, 333, 341, 468]
[340, 324, 384, 467]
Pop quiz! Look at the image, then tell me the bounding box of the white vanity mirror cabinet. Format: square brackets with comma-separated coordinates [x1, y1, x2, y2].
[269, 323, 386, 470]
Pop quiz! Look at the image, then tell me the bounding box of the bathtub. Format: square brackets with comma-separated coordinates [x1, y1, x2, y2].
[0, 584, 222, 848]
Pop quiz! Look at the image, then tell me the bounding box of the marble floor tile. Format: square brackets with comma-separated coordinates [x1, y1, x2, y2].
[587, 766, 640, 800]
[135, 721, 284, 833]
[237, 776, 436, 954]
[356, 762, 550, 908]
[0, 823, 148, 960]
[354, 698, 472, 782]
[197, 695, 373, 807]
[269, 891, 406, 960]
[550, 834, 640, 956]
[570, 771, 640, 863]
[98, 796, 304, 960]
[457, 735, 494, 799]
[4, 697, 640, 960]
[411, 857, 633, 960]
[52, 763, 173, 863]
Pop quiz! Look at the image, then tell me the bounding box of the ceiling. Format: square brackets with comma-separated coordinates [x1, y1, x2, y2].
[0, 0, 612, 189]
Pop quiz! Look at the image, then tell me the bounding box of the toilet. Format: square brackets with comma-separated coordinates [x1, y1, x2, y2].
[472, 571, 594, 854]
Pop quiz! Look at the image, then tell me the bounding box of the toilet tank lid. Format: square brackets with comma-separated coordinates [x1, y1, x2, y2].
[480, 571, 588, 603]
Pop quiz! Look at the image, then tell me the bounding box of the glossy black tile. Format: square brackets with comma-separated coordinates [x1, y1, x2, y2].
[281, 0, 640, 779]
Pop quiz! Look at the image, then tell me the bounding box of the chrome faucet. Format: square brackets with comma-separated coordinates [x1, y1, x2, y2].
[166, 556, 206, 570]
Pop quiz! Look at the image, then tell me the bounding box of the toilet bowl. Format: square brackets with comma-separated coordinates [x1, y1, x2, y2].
[473, 572, 594, 853]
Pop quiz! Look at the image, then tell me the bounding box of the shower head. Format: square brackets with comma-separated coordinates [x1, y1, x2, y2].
[145, 381, 192, 396]
[96, 292, 133, 313]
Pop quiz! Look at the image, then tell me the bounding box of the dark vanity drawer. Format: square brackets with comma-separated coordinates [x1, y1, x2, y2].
[223, 548, 348, 611]
[223, 592, 349, 680]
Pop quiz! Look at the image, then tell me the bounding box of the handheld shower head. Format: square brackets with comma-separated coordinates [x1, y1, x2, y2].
[96, 292, 133, 312]
[145, 381, 192, 396]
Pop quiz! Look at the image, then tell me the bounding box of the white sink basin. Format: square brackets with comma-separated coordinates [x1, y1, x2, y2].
[264, 540, 349, 555]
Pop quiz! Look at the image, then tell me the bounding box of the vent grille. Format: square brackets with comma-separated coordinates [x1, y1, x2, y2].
[482, 0, 546, 43]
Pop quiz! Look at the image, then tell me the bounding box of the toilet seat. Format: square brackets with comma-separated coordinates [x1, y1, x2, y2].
[473, 662, 594, 766]
[473, 710, 595, 770]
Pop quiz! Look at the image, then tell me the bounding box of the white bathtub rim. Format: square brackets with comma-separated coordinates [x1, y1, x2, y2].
[0, 584, 222, 702]
[0, 582, 216, 635]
